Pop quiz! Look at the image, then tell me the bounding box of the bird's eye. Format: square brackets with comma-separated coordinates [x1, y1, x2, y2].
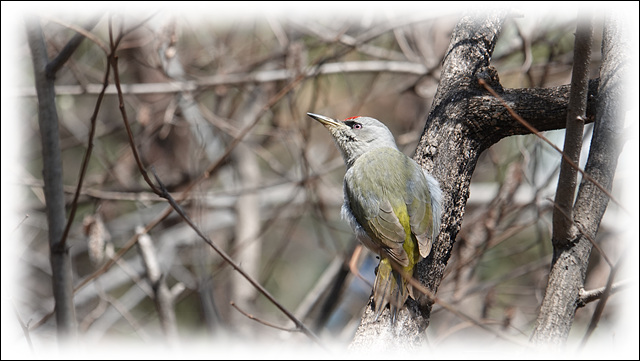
[344, 120, 362, 130]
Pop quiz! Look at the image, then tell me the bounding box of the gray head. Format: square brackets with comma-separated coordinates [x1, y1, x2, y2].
[307, 113, 398, 167]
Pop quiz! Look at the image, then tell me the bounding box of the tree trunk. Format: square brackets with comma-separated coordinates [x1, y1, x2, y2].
[350, 9, 612, 350]
[26, 17, 77, 341]
[531, 12, 630, 346]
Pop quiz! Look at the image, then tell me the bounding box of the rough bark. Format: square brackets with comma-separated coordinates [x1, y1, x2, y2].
[551, 12, 593, 247]
[26, 18, 77, 341]
[530, 13, 629, 346]
[350, 10, 607, 350]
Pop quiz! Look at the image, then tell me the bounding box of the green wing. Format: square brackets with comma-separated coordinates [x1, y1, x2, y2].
[405, 166, 434, 258]
[344, 148, 415, 267]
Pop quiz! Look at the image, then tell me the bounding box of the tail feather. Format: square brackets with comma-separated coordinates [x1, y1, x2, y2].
[372, 258, 412, 322]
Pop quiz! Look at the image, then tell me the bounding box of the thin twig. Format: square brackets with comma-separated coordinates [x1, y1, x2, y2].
[56, 20, 363, 344]
[151, 169, 324, 347]
[577, 279, 630, 308]
[580, 261, 620, 346]
[11, 214, 30, 234]
[42, 15, 109, 54]
[16, 60, 430, 97]
[12, 302, 34, 352]
[58, 42, 112, 250]
[385, 259, 532, 348]
[32, 14, 335, 335]
[136, 227, 178, 342]
[550, 200, 614, 268]
[478, 79, 626, 213]
[73, 205, 170, 293]
[230, 302, 299, 332]
[348, 244, 373, 287]
[70, 48, 324, 300]
[108, 17, 161, 196]
[45, 17, 102, 74]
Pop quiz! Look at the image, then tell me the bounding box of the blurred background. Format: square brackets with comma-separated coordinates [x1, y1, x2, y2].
[2, 2, 636, 357]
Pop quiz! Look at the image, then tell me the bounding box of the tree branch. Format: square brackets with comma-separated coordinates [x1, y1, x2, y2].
[150, 170, 324, 347]
[530, 12, 629, 346]
[16, 60, 431, 97]
[45, 17, 102, 75]
[577, 279, 630, 308]
[25, 15, 77, 342]
[350, 9, 625, 350]
[552, 12, 593, 247]
[136, 227, 179, 344]
[351, 11, 510, 349]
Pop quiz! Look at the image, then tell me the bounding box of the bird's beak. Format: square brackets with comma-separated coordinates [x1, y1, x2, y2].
[307, 112, 343, 128]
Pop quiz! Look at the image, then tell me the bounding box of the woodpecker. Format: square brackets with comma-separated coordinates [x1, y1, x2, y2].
[308, 112, 442, 322]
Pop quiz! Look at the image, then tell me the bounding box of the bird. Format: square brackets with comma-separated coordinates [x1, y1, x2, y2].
[307, 112, 442, 322]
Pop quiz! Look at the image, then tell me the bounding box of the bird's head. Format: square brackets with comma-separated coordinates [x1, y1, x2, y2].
[307, 112, 398, 167]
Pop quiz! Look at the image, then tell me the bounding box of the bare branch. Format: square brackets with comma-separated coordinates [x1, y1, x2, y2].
[69, 49, 332, 301]
[45, 17, 103, 73]
[108, 17, 162, 196]
[16, 60, 431, 97]
[136, 227, 179, 343]
[12, 302, 34, 352]
[580, 262, 620, 346]
[577, 279, 630, 307]
[58, 37, 112, 251]
[150, 169, 324, 347]
[230, 302, 299, 333]
[552, 12, 593, 247]
[42, 15, 109, 54]
[531, 11, 630, 346]
[16, 8, 630, 354]
[25, 15, 77, 341]
[479, 79, 624, 212]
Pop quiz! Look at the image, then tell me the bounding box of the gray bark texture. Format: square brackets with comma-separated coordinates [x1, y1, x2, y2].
[551, 12, 593, 246]
[26, 18, 78, 341]
[350, 9, 625, 351]
[530, 13, 630, 346]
